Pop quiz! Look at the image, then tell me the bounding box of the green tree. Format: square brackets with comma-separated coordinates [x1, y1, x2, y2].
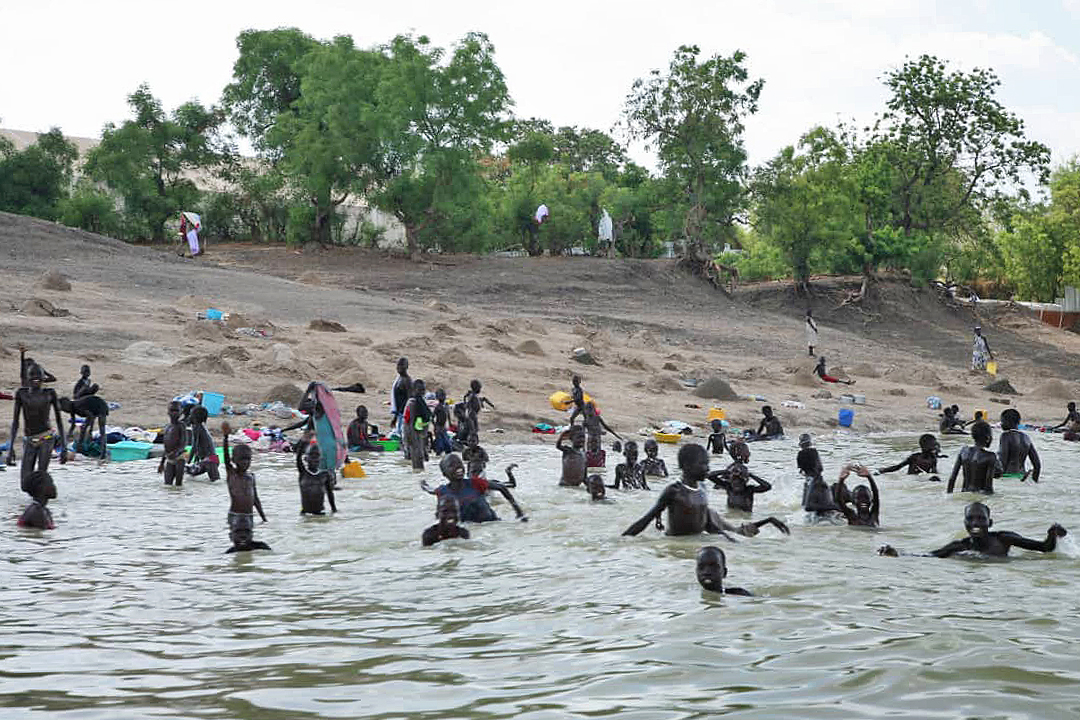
[58, 181, 121, 235]
[0, 127, 79, 220]
[85, 84, 224, 240]
[622, 45, 763, 278]
[373, 32, 512, 258]
[503, 132, 554, 254]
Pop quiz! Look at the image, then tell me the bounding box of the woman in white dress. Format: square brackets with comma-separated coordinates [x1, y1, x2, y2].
[805, 309, 818, 357]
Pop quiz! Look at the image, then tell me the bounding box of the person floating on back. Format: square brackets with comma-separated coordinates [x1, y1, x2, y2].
[879, 502, 1065, 558]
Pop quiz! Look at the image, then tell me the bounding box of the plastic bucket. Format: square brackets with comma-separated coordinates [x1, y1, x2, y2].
[108, 441, 154, 462]
[987, 361, 998, 376]
[206, 308, 224, 321]
[974, 408, 987, 423]
[201, 392, 225, 416]
[838, 408, 855, 427]
[707, 407, 727, 421]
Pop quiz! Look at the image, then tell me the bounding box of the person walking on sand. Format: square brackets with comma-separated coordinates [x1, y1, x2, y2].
[805, 309, 818, 357]
[971, 326, 993, 371]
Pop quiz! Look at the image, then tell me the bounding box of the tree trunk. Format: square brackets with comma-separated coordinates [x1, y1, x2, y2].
[405, 223, 420, 261]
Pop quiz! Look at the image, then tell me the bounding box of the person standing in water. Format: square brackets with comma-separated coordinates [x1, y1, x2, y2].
[390, 357, 412, 440]
[7, 364, 67, 493]
[805, 308, 818, 357]
[971, 326, 993, 371]
[998, 409, 1040, 482]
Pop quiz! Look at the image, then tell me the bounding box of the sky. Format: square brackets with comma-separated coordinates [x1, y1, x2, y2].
[2, 0, 1079, 170]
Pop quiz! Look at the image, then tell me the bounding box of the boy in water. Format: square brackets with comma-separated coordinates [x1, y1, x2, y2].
[998, 409, 1040, 482]
[430, 389, 453, 455]
[879, 502, 1066, 558]
[747, 406, 783, 442]
[463, 379, 495, 436]
[710, 457, 773, 512]
[878, 434, 943, 480]
[422, 495, 471, 546]
[17, 471, 56, 530]
[347, 405, 384, 452]
[587, 474, 609, 501]
[582, 401, 620, 467]
[796, 434, 823, 477]
[422, 454, 526, 522]
[609, 441, 648, 490]
[221, 422, 268, 553]
[939, 406, 966, 434]
[832, 464, 880, 527]
[297, 434, 337, 515]
[557, 425, 587, 487]
[462, 435, 490, 479]
[706, 419, 727, 456]
[946, 421, 1002, 495]
[185, 406, 220, 481]
[696, 546, 752, 596]
[390, 357, 412, 439]
[452, 401, 473, 449]
[623, 443, 788, 538]
[7, 363, 67, 493]
[60, 394, 108, 460]
[18, 345, 56, 388]
[640, 438, 669, 478]
[1050, 402, 1080, 433]
[157, 401, 186, 485]
[402, 379, 432, 470]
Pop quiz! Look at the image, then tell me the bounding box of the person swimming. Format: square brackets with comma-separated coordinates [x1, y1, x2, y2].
[696, 546, 752, 596]
[710, 460, 773, 512]
[422, 495, 471, 546]
[796, 434, 823, 477]
[879, 502, 1066, 558]
[878, 433, 943, 481]
[939, 405, 966, 435]
[832, 464, 880, 527]
[587, 474, 609, 501]
[347, 405, 384, 453]
[609, 441, 648, 490]
[17, 470, 56, 530]
[640, 438, 669, 478]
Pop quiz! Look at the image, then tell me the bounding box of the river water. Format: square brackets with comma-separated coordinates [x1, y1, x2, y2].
[3, 430, 1079, 719]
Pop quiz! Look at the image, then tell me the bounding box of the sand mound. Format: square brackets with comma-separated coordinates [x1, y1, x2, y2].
[183, 320, 227, 342]
[1033, 380, 1073, 399]
[789, 364, 821, 388]
[38, 269, 71, 291]
[886, 365, 941, 386]
[265, 383, 304, 406]
[693, 376, 740, 401]
[850, 362, 880, 379]
[221, 346, 252, 363]
[309, 319, 347, 332]
[248, 343, 319, 379]
[616, 355, 653, 372]
[516, 339, 545, 356]
[432, 322, 458, 336]
[425, 299, 451, 313]
[173, 354, 235, 377]
[297, 271, 323, 285]
[321, 354, 364, 380]
[438, 348, 475, 368]
[122, 341, 177, 367]
[486, 339, 518, 356]
[22, 298, 67, 317]
[984, 378, 1020, 395]
[649, 375, 684, 393]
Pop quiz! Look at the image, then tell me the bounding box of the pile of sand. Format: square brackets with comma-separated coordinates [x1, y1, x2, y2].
[516, 339, 545, 356]
[789, 364, 821, 388]
[309, 319, 347, 332]
[321, 354, 364, 380]
[850, 362, 880, 379]
[886, 366, 941, 386]
[1033, 380, 1073, 399]
[265, 383, 303, 406]
[122, 341, 177, 367]
[173, 354, 235, 377]
[38, 269, 71, 291]
[221, 346, 252, 363]
[183, 320, 227, 342]
[486, 339, 518, 356]
[439, 348, 475, 368]
[21, 298, 67, 317]
[693, 376, 740, 401]
[983, 378, 1020, 395]
[431, 322, 458, 336]
[616, 355, 652, 372]
[248, 343, 318, 379]
[648, 375, 684, 393]
[297, 271, 323, 285]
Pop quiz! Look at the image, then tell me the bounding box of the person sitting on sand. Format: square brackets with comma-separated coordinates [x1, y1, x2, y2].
[297, 433, 337, 515]
[609, 441, 648, 490]
[879, 502, 1065, 558]
[556, 426, 587, 487]
[814, 356, 855, 385]
[878, 434, 943, 480]
[422, 454, 526, 522]
[832, 464, 880, 527]
[17, 470, 56, 530]
[347, 405, 384, 453]
[745, 406, 783, 442]
[623, 444, 789, 538]
[641, 438, 669, 478]
[422, 495, 471, 546]
[706, 419, 727, 456]
[221, 422, 269, 553]
[157, 401, 186, 486]
[185, 406, 220, 481]
[998, 409, 1040, 482]
[696, 546, 753, 596]
[947, 421, 1002, 495]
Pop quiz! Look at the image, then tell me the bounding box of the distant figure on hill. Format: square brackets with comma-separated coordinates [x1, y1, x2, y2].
[805, 309, 818, 357]
[971, 326, 993, 371]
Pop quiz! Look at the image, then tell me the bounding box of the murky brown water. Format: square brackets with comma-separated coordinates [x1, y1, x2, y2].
[3, 431, 1079, 719]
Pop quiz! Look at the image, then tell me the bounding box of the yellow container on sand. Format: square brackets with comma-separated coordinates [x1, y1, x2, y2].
[707, 407, 726, 422]
[986, 360, 998, 376]
[654, 432, 682, 444]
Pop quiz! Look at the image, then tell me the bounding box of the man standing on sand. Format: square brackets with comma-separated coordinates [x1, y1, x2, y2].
[971, 326, 993, 371]
[805, 309, 818, 357]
